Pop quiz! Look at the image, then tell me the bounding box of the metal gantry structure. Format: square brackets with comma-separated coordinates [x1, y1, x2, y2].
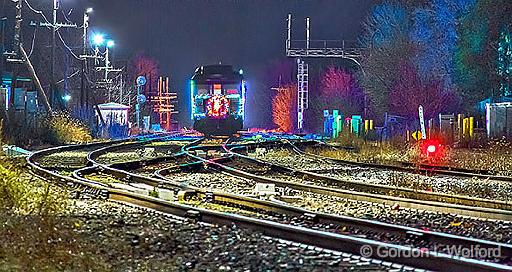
[286, 13, 363, 131]
[296, 59, 308, 131]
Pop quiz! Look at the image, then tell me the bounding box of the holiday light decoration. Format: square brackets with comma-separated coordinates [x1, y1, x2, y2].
[272, 84, 296, 132]
[206, 95, 230, 119]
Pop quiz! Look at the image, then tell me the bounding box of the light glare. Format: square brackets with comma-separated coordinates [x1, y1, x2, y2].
[92, 34, 104, 46]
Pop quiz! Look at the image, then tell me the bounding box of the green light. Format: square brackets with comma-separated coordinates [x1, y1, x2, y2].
[190, 80, 196, 120]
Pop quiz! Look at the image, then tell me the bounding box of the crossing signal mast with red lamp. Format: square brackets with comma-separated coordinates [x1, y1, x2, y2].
[420, 139, 445, 162]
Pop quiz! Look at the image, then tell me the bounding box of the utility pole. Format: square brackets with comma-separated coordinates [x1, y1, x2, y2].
[9, 0, 23, 116]
[0, 0, 6, 87]
[81, 8, 93, 111]
[81, 10, 88, 112]
[50, 0, 58, 110]
[105, 45, 110, 82]
[0, 17, 5, 89]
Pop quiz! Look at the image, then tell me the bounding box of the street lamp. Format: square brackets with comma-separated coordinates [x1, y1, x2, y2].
[92, 33, 104, 46]
[62, 94, 71, 102]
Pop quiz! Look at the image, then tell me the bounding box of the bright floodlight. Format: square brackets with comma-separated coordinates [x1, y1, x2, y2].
[92, 34, 104, 46]
[106, 40, 115, 48]
[62, 94, 71, 102]
[239, 69, 243, 75]
[86, 7, 93, 13]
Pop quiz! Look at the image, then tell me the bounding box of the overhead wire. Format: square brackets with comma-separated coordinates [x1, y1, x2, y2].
[27, 26, 37, 58]
[25, 0, 82, 61]
[56, 70, 80, 84]
[56, 30, 83, 60]
[61, 8, 73, 23]
[24, 0, 51, 27]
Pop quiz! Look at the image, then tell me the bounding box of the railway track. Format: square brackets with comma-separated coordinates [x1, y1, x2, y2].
[26, 135, 512, 271]
[299, 141, 512, 182]
[248, 144, 512, 204]
[155, 165, 512, 258]
[221, 141, 512, 220]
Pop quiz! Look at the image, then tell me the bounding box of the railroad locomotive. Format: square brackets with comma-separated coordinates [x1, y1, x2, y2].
[191, 65, 246, 135]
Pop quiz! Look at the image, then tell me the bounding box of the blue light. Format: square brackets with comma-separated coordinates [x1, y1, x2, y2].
[239, 69, 244, 75]
[240, 80, 246, 119]
[190, 80, 196, 120]
[106, 40, 115, 48]
[62, 94, 71, 102]
[92, 33, 104, 46]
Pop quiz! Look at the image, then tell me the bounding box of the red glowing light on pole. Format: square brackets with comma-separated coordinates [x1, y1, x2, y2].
[427, 145, 436, 153]
[419, 138, 446, 163]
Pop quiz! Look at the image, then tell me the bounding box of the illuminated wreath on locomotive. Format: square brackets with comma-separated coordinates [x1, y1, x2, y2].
[190, 65, 246, 135]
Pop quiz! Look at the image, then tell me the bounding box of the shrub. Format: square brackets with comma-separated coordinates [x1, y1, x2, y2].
[45, 112, 93, 145]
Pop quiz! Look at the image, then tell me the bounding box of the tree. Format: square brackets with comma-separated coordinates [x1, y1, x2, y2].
[498, 29, 512, 97]
[360, 2, 410, 48]
[272, 84, 296, 132]
[247, 58, 294, 128]
[451, 0, 512, 108]
[360, 37, 417, 117]
[411, 0, 476, 87]
[129, 53, 160, 97]
[389, 62, 460, 120]
[320, 66, 364, 115]
[360, 1, 416, 118]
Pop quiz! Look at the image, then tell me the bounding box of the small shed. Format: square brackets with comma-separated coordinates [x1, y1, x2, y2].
[486, 102, 512, 138]
[96, 102, 130, 138]
[96, 102, 130, 126]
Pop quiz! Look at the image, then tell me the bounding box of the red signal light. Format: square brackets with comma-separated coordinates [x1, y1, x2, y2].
[427, 145, 436, 153]
[419, 139, 445, 162]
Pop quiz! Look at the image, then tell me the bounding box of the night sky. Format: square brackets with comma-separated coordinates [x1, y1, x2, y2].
[70, 0, 376, 126]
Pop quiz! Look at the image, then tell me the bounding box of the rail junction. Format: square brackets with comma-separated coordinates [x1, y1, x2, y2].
[27, 133, 512, 272]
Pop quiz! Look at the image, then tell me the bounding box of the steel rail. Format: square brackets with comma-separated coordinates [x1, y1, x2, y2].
[225, 142, 512, 218]
[75, 152, 512, 272]
[86, 133, 192, 166]
[83, 137, 512, 259]
[155, 163, 512, 258]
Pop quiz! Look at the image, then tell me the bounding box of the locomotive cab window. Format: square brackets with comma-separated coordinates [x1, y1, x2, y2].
[213, 84, 222, 95]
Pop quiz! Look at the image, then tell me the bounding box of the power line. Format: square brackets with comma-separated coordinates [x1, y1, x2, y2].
[24, 0, 51, 27]
[56, 69, 79, 84]
[61, 8, 73, 24]
[27, 26, 37, 58]
[56, 30, 82, 60]
[41, 69, 81, 88]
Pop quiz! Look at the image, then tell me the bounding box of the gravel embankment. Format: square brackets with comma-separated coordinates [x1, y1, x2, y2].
[172, 169, 512, 245]
[251, 149, 512, 201]
[63, 199, 401, 271]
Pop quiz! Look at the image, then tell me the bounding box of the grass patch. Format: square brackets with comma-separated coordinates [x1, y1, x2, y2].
[0, 157, 108, 271]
